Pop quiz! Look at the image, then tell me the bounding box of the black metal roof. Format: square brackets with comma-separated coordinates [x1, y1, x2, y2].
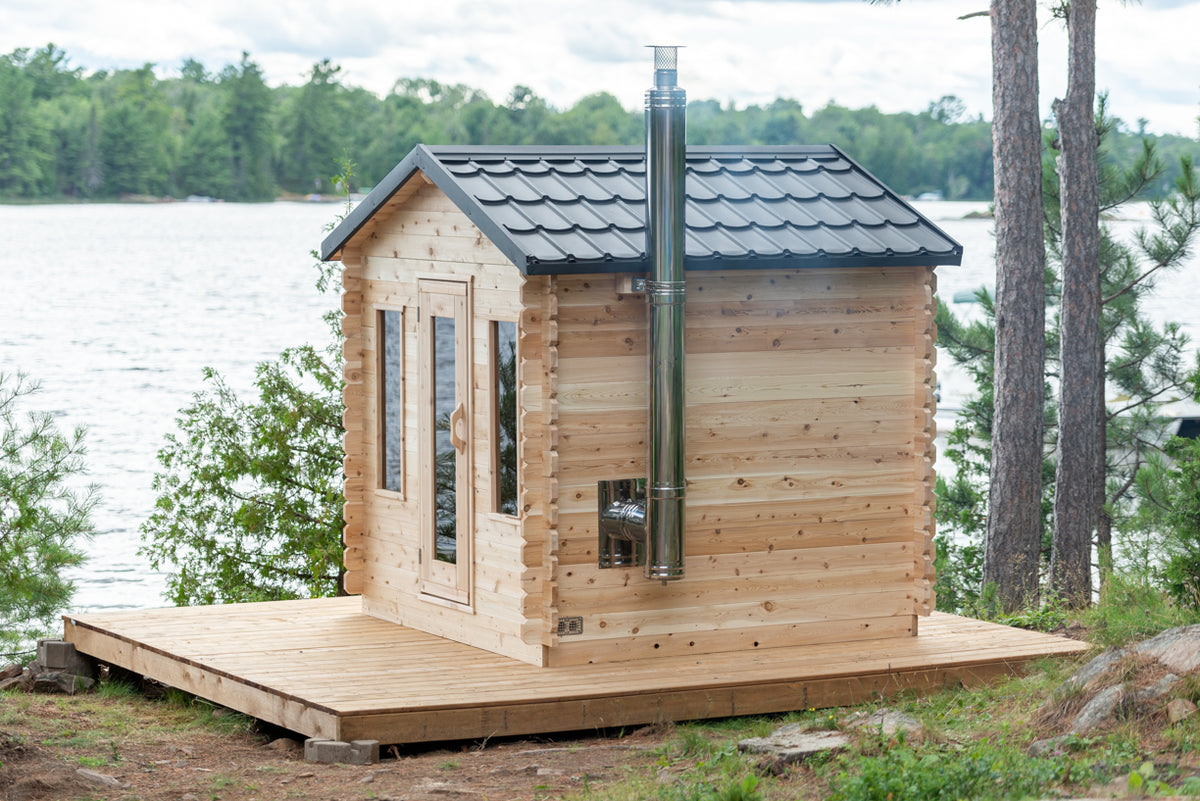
[320, 144, 963, 274]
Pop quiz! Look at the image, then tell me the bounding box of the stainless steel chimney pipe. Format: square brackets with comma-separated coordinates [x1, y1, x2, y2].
[643, 45, 687, 582]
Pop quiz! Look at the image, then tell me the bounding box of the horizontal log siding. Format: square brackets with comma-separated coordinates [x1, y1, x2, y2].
[351, 183, 543, 664]
[548, 267, 929, 665]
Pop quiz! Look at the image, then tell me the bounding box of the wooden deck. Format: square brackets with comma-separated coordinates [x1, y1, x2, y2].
[63, 597, 1089, 744]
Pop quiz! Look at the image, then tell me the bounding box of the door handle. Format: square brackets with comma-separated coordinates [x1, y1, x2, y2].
[449, 403, 466, 453]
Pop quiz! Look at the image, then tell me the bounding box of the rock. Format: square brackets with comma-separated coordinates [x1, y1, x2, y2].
[1028, 735, 1071, 757]
[844, 708, 923, 737]
[1063, 647, 1126, 692]
[0, 662, 22, 681]
[1131, 625, 1200, 675]
[415, 778, 485, 795]
[1041, 626, 1200, 740]
[1070, 685, 1124, 735]
[738, 724, 851, 764]
[1168, 697, 1198, 724]
[0, 672, 31, 693]
[32, 671, 95, 695]
[263, 737, 302, 753]
[1135, 674, 1180, 703]
[75, 767, 129, 789]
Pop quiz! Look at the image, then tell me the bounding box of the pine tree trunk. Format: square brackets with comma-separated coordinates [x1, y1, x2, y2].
[983, 0, 1047, 613]
[1051, 0, 1100, 609]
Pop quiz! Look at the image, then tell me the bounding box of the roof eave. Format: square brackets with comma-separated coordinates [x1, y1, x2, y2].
[319, 146, 433, 262]
[523, 250, 962, 275]
[320, 144, 545, 272]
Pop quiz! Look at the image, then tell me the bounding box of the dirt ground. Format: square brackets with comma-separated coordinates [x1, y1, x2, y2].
[0, 690, 679, 801]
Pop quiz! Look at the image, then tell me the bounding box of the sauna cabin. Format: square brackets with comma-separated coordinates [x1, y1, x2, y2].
[59, 52, 1094, 751]
[320, 135, 962, 668]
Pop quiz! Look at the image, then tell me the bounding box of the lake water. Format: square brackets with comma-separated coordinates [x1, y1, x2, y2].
[1, 200, 1197, 614]
[1, 201, 339, 613]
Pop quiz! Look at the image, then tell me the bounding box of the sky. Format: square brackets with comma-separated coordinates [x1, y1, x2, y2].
[3, 0, 1199, 137]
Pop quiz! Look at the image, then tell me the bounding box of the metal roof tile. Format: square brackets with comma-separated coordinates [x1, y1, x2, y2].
[319, 144, 963, 273]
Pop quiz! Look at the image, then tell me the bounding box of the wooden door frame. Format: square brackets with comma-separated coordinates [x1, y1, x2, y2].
[417, 278, 473, 606]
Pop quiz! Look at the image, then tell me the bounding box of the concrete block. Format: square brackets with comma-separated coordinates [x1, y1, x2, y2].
[305, 737, 380, 765]
[38, 639, 74, 670]
[304, 738, 331, 762]
[349, 740, 380, 765]
[314, 740, 352, 764]
[36, 639, 98, 679]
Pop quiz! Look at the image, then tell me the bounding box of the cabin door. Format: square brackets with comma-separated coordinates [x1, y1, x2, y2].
[418, 278, 473, 605]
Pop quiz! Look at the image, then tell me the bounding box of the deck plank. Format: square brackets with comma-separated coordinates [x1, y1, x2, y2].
[64, 597, 1088, 743]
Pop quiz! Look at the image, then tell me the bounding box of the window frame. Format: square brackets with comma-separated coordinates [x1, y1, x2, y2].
[376, 307, 405, 497]
[489, 318, 521, 519]
[417, 278, 473, 606]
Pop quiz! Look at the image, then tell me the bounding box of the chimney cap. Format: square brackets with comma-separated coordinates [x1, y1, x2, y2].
[646, 45, 683, 72]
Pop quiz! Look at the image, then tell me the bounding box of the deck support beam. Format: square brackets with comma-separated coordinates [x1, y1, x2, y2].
[64, 597, 1087, 744]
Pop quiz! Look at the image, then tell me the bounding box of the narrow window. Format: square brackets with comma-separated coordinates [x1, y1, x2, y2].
[379, 309, 403, 493]
[432, 313, 458, 562]
[492, 321, 519, 516]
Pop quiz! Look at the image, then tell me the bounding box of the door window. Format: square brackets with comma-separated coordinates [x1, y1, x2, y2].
[418, 279, 472, 604]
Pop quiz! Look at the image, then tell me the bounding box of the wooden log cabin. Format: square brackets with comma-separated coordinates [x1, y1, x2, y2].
[61, 54, 1088, 744]
[319, 138, 963, 668]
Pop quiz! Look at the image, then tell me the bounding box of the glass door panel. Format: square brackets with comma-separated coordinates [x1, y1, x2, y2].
[418, 280, 472, 604]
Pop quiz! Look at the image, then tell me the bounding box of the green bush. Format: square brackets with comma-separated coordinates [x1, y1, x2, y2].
[827, 738, 1073, 801]
[1084, 571, 1200, 647]
[139, 345, 344, 604]
[0, 373, 96, 656]
[1157, 436, 1200, 611]
[140, 242, 347, 605]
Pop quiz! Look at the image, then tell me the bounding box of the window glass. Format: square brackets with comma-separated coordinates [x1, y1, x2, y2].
[493, 321, 518, 516]
[433, 314, 457, 563]
[380, 309, 403, 492]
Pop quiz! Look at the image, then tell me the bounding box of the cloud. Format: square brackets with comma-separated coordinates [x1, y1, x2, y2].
[0, 0, 1196, 135]
[565, 21, 644, 65]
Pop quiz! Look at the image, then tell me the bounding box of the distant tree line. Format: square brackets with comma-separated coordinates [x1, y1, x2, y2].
[1, 44, 1196, 202]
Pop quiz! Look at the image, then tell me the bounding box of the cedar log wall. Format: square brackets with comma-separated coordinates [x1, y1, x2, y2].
[339, 181, 937, 668]
[543, 267, 937, 666]
[341, 182, 547, 665]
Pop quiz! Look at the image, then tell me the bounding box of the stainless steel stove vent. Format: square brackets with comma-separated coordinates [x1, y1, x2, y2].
[598, 45, 687, 583]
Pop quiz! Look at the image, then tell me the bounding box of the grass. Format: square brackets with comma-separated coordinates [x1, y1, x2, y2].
[562, 595, 1200, 801]
[1083, 573, 1200, 647]
[161, 686, 258, 735]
